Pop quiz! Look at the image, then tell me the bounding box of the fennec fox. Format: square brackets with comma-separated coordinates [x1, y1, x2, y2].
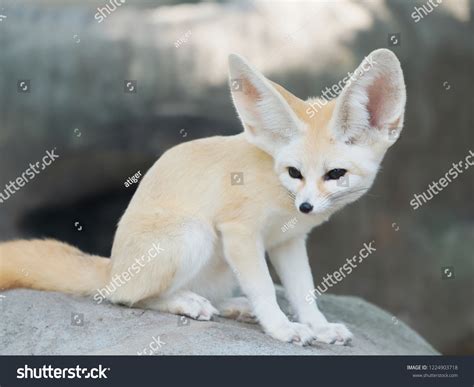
[0, 49, 406, 346]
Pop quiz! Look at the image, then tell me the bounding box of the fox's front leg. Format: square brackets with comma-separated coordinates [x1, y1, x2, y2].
[220, 225, 316, 345]
[269, 238, 353, 345]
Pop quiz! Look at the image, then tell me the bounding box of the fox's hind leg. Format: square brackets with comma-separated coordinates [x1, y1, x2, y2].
[106, 210, 217, 319]
[218, 297, 257, 324]
[138, 290, 219, 321]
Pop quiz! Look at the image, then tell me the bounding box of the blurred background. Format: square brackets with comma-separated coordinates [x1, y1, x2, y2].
[0, 0, 472, 354]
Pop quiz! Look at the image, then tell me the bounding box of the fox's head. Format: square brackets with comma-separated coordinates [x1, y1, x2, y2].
[229, 49, 406, 216]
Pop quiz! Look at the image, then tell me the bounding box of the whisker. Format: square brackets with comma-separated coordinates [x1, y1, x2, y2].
[284, 185, 372, 208]
[325, 186, 372, 204]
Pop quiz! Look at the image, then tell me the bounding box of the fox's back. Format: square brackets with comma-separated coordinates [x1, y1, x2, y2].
[125, 133, 292, 223]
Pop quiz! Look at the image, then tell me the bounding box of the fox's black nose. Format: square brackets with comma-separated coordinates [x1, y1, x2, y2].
[299, 202, 313, 214]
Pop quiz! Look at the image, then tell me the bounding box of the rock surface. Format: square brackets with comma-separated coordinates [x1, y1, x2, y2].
[0, 288, 438, 355]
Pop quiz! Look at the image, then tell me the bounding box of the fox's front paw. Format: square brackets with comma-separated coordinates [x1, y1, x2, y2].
[308, 322, 353, 345]
[266, 321, 316, 346]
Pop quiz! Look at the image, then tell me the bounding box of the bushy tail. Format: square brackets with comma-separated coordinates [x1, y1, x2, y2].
[0, 239, 110, 296]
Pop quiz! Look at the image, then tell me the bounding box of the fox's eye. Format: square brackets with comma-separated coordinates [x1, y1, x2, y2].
[325, 169, 347, 180]
[288, 167, 303, 179]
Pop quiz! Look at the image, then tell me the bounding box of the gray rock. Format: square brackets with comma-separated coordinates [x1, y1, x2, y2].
[0, 288, 438, 355]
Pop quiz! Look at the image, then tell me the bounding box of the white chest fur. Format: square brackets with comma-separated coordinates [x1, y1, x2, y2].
[263, 210, 329, 250]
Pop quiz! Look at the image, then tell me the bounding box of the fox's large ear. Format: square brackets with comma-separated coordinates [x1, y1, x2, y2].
[330, 49, 406, 146]
[228, 54, 305, 156]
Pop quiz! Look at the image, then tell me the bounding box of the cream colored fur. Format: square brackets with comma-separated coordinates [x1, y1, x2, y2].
[0, 49, 406, 346]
